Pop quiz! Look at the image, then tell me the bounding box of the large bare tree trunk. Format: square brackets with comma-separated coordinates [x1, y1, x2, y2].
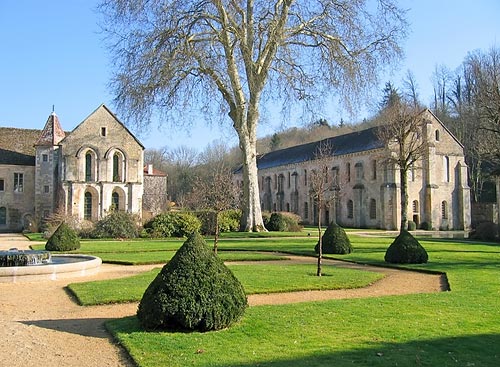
[317, 205, 322, 277]
[238, 128, 266, 232]
[400, 168, 409, 232]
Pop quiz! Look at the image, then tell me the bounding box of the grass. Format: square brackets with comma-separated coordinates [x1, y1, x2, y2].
[68, 264, 383, 305]
[103, 234, 500, 367]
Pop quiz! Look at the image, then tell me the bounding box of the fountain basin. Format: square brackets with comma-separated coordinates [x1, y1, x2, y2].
[0, 254, 102, 283]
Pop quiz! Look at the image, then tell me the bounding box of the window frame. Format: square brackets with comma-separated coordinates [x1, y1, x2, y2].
[14, 173, 24, 193]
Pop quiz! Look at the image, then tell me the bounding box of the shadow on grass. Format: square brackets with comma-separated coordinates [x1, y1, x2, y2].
[217, 333, 500, 367]
[107, 318, 500, 367]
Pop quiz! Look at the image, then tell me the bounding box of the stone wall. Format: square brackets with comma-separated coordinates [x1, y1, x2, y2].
[0, 164, 36, 232]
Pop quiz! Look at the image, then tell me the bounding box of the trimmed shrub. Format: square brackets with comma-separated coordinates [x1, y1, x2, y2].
[219, 209, 241, 232]
[314, 222, 352, 254]
[196, 210, 241, 235]
[268, 212, 287, 231]
[385, 230, 428, 264]
[470, 221, 498, 242]
[267, 212, 303, 232]
[407, 220, 416, 231]
[137, 232, 247, 331]
[92, 211, 139, 239]
[145, 212, 201, 238]
[420, 222, 430, 230]
[262, 212, 271, 229]
[45, 222, 80, 251]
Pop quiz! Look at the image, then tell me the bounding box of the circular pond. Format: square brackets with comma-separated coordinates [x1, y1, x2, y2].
[0, 254, 102, 283]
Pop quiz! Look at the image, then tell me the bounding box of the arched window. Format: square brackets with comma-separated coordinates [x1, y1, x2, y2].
[441, 201, 448, 219]
[369, 199, 377, 220]
[444, 156, 450, 182]
[112, 192, 120, 211]
[435, 129, 440, 141]
[113, 153, 120, 182]
[0, 207, 6, 225]
[413, 200, 419, 213]
[84, 192, 93, 220]
[85, 152, 94, 182]
[277, 174, 285, 192]
[355, 162, 363, 181]
[347, 200, 354, 219]
[372, 160, 377, 180]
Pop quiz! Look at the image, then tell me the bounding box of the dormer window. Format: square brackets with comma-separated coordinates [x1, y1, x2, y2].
[101, 127, 107, 137]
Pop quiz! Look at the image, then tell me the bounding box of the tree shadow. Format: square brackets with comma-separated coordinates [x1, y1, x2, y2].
[214, 333, 500, 367]
[20, 317, 119, 338]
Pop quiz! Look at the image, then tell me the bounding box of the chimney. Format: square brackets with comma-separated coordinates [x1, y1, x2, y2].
[148, 164, 153, 175]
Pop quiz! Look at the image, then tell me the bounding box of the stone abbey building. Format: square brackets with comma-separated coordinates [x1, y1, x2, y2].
[235, 109, 471, 230]
[0, 105, 165, 232]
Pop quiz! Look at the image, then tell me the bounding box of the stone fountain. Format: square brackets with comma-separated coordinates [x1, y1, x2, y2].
[0, 248, 101, 283]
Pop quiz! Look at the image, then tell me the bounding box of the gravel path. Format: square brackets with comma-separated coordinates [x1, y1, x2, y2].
[0, 234, 447, 367]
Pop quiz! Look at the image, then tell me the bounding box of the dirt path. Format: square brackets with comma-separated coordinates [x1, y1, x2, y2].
[0, 234, 447, 367]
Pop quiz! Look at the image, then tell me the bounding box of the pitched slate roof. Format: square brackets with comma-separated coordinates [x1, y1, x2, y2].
[0, 127, 40, 166]
[240, 126, 384, 173]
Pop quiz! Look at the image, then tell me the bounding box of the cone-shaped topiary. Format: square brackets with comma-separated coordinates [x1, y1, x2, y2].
[384, 230, 428, 264]
[314, 222, 352, 254]
[137, 232, 247, 331]
[45, 222, 80, 251]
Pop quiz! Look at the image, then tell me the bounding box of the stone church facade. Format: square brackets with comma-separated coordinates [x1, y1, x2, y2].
[0, 105, 145, 232]
[235, 109, 471, 230]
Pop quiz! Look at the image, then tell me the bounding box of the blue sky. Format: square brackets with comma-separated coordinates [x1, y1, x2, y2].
[0, 1, 499, 152]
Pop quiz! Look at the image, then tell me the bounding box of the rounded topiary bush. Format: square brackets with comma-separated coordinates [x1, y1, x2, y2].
[470, 221, 498, 242]
[267, 212, 287, 231]
[145, 212, 201, 238]
[137, 232, 247, 331]
[92, 211, 139, 239]
[266, 212, 302, 232]
[384, 230, 428, 264]
[45, 222, 80, 251]
[314, 222, 352, 254]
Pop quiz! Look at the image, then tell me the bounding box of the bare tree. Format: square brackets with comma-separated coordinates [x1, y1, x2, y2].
[432, 65, 453, 120]
[100, 0, 407, 231]
[466, 47, 500, 146]
[189, 164, 239, 253]
[308, 141, 336, 276]
[377, 101, 427, 232]
[402, 69, 421, 109]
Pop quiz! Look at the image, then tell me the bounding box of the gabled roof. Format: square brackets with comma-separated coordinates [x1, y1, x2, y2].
[0, 127, 40, 165]
[61, 104, 145, 149]
[246, 126, 384, 172]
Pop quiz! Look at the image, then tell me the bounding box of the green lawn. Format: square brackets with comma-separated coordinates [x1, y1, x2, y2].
[68, 264, 383, 305]
[103, 234, 500, 367]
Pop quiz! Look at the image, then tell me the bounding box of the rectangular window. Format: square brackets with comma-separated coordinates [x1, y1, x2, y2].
[304, 169, 308, 186]
[14, 173, 23, 193]
[372, 160, 377, 180]
[331, 167, 339, 188]
[0, 179, 4, 191]
[0, 207, 6, 225]
[101, 127, 107, 136]
[44, 185, 50, 193]
[42, 154, 48, 162]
